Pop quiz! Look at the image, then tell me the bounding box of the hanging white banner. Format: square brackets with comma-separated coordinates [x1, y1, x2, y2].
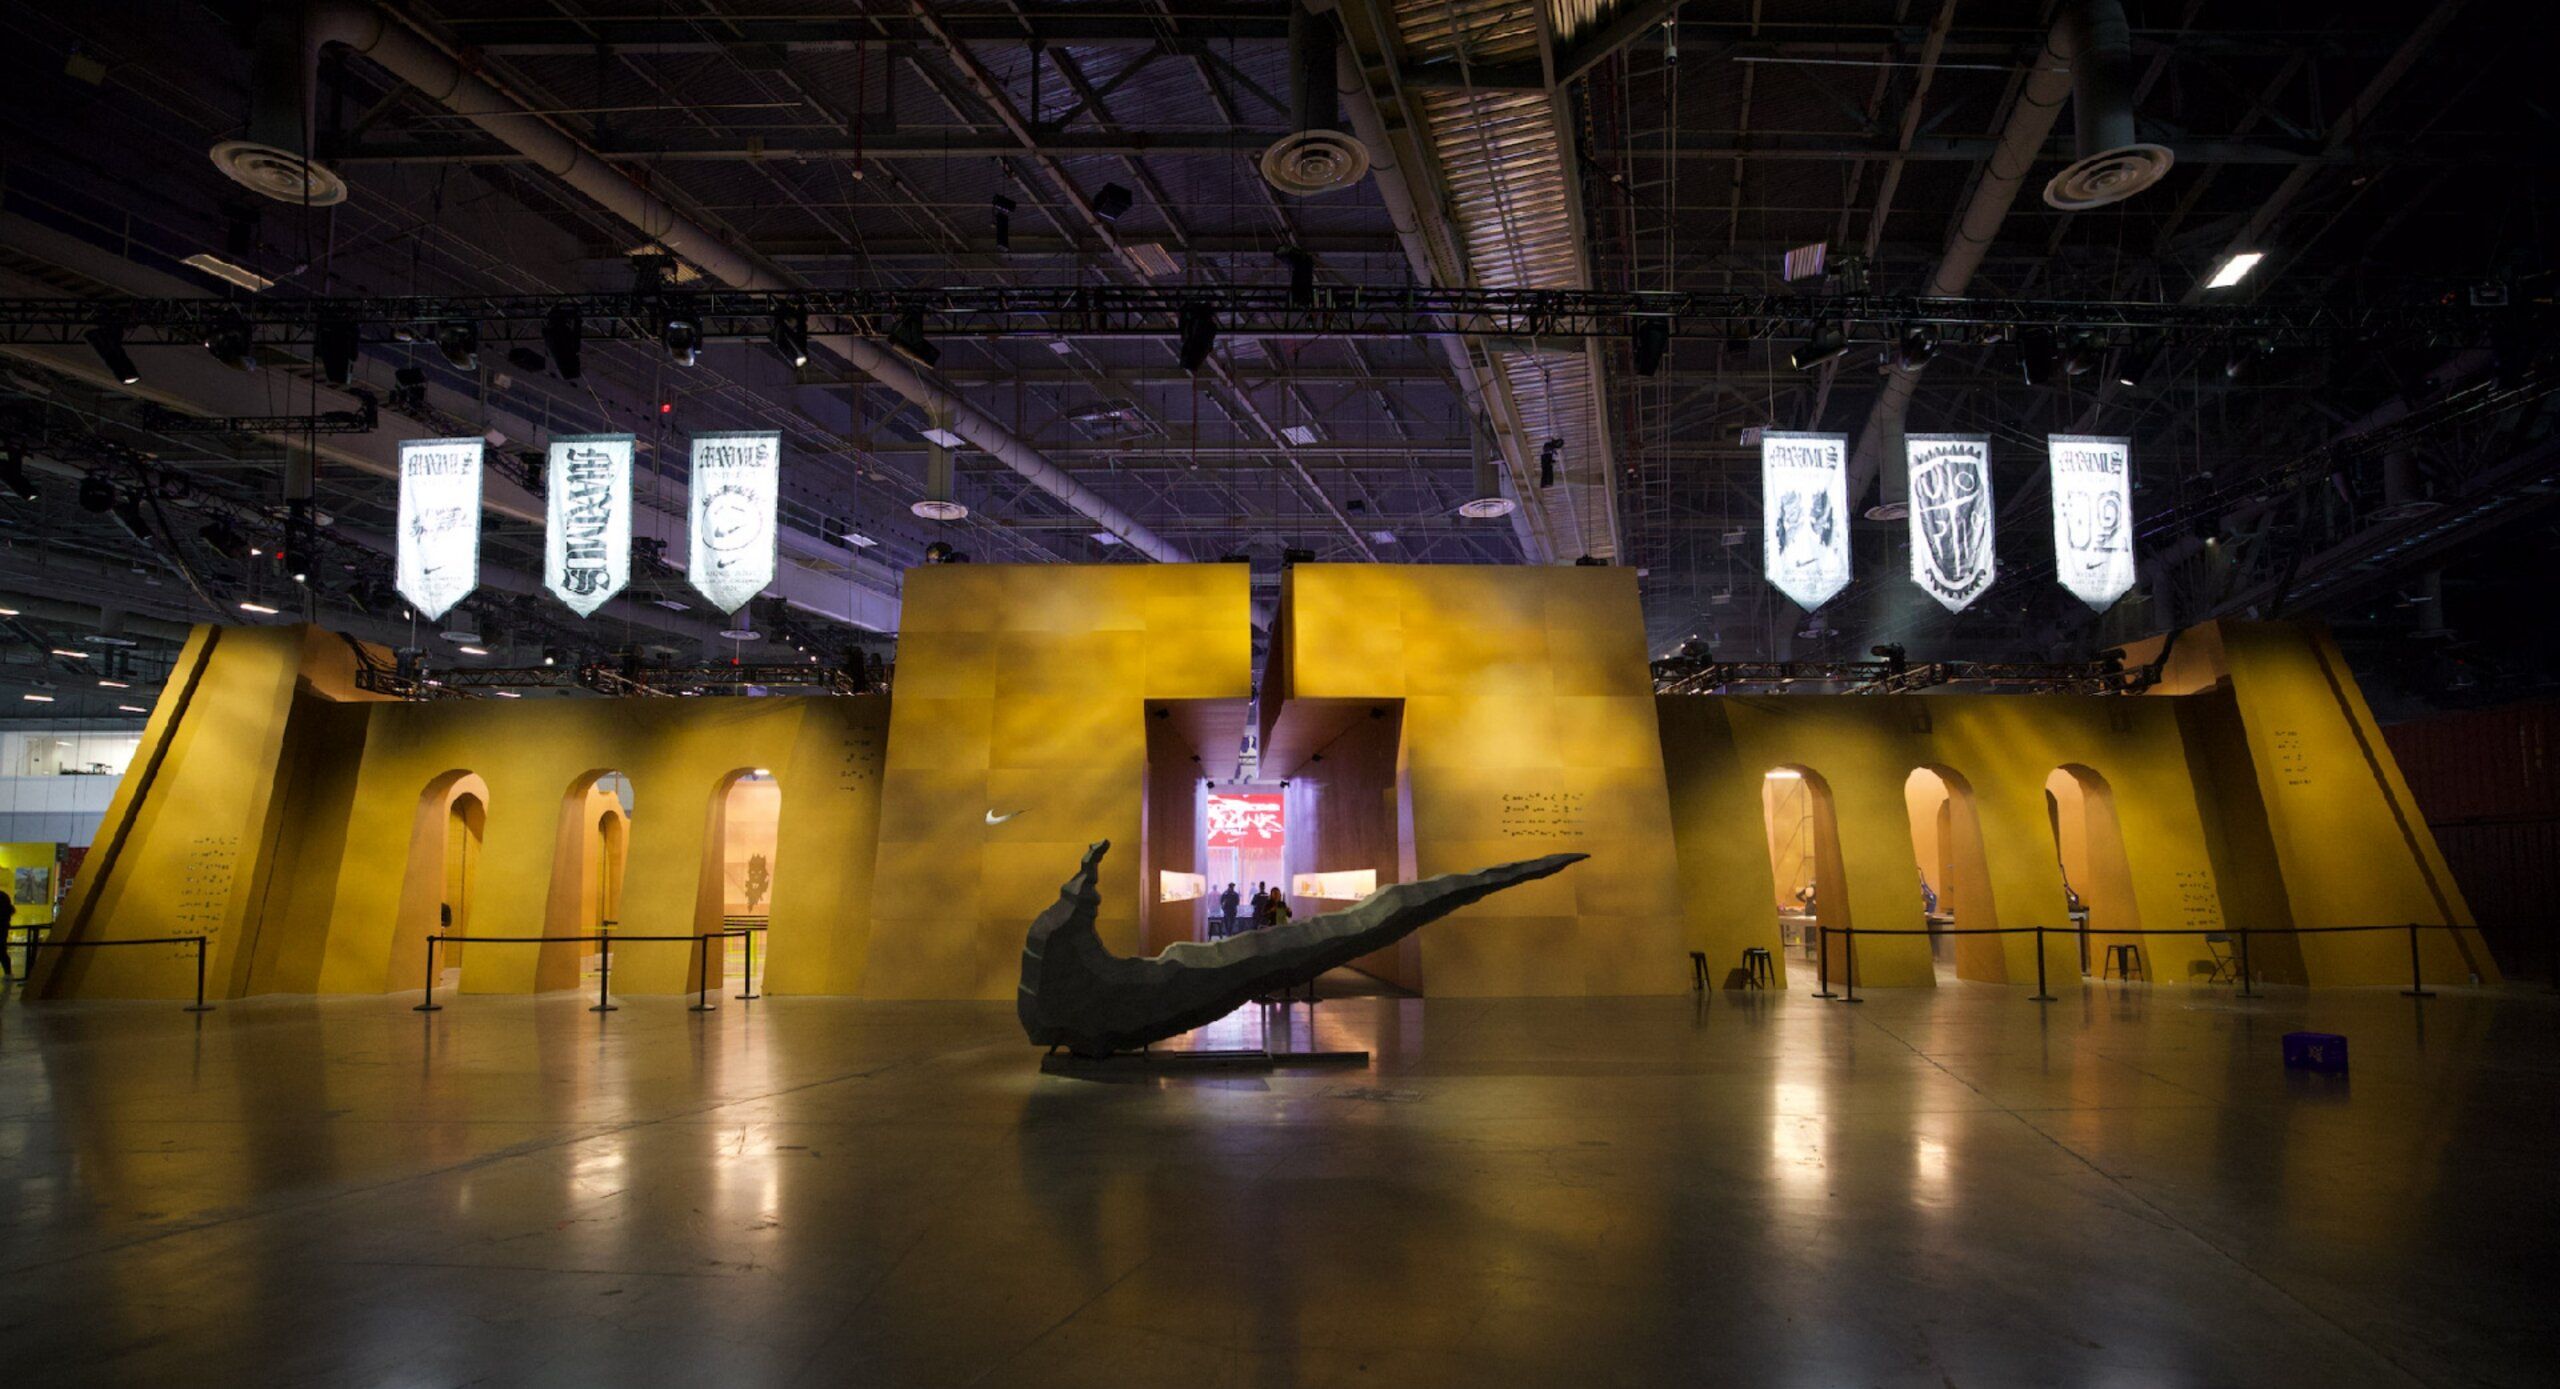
[395, 436, 483, 622]
[688, 431, 779, 615]
[1907, 433, 1995, 612]
[2048, 434, 2135, 611]
[1760, 430, 1850, 611]
[545, 433, 633, 617]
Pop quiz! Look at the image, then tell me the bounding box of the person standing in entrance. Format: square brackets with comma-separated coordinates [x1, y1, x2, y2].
[1217, 883, 1240, 938]
[1248, 884, 1269, 929]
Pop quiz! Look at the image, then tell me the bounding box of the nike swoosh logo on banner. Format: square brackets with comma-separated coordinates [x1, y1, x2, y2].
[985, 809, 1024, 825]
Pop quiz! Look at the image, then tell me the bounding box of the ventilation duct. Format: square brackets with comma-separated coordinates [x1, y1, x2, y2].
[2041, 0, 2172, 210]
[1458, 418, 1516, 518]
[213, 2, 348, 206]
[1262, 3, 1371, 196]
[914, 408, 968, 521]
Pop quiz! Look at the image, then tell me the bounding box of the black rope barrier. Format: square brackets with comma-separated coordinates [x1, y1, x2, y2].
[414, 930, 752, 1014]
[1777, 921, 2481, 1002]
[5, 931, 213, 1011]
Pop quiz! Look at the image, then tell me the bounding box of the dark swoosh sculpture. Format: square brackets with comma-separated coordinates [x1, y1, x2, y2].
[1018, 840, 1587, 1056]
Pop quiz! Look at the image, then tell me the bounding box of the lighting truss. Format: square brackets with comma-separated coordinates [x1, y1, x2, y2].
[1652, 658, 2148, 697]
[0, 288, 2529, 349]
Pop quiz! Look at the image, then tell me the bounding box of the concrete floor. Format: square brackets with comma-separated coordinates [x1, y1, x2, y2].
[3, 978, 2554, 1387]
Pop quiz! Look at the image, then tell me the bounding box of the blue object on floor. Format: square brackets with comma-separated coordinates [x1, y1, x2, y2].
[2283, 1031, 2349, 1072]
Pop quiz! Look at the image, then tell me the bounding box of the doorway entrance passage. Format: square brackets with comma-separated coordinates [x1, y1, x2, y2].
[1205, 789, 1285, 938]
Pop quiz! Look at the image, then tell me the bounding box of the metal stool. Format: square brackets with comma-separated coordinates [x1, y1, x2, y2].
[1741, 947, 1775, 988]
[2102, 943, 2146, 981]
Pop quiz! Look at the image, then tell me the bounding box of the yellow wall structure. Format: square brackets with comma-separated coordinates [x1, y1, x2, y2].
[860, 563, 1253, 999]
[1278, 565, 1691, 996]
[30, 586, 2492, 1003]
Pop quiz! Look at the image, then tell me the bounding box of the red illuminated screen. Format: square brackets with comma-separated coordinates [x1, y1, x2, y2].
[1205, 792, 1285, 847]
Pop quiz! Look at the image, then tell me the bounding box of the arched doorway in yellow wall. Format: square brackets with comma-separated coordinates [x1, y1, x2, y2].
[1761, 766, 1852, 988]
[547, 771, 634, 985]
[1904, 766, 2005, 982]
[2046, 765, 2140, 978]
[392, 770, 488, 993]
[703, 768, 779, 994]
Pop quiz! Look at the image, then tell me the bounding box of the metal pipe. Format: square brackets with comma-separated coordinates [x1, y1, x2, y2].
[303, 1, 1187, 563]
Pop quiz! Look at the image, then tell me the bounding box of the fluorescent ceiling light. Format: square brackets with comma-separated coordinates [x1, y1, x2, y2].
[182, 252, 274, 292]
[97, 679, 129, 689]
[651, 598, 690, 612]
[1764, 768, 1802, 780]
[49, 647, 88, 658]
[457, 644, 488, 656]
[0, 606, 16, 615]
[118, 704, 147, 713]
[238, 600, 279, 615]
[492, 689, 521, 698]
[1281, 424, 1319, 446]
[1091, 532, 1122, 547]
[842, 531, 878, 548]
[2205, 251, 2264, 289]
[22, 693, 54, 703]
[917, 426, 966, 448]
[1367, 529, 1399, 545]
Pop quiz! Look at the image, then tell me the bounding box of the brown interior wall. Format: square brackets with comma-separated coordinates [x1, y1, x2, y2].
[1283, 706, 1410, 989]
[1142, 714, 1201, 955]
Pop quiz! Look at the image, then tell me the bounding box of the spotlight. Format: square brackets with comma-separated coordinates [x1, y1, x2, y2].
[435, 320, 479, 370]
[1631, 316, 1671, 377]
[203, 310, 257, 371]
[769, 308, 809, 368]
[389, 365, 428, 412]
[1789, 327, 1847, 372]
[2019, 327, 2059, 386]
[1092, 182, 1135, 221]
[2113, 340, 2161, 389]
[1, 446, 34, 501]
[1539, 437, 1562, 488]
[1177, 302, 1217, 372]
[542, 305, 584, 381]
[1278, 246, 1316, 307]
[2224, 335, 2276, 381]
[78, 473, 117, 512]
[2060, 331, 2103, 377]
[198, 518, 251, 561]
[1892, 323, 1937, 370]
[85, 323, 140, 384]
[886, 309, 938, 366]
[992, 193, 1015, 250]
[111, 491, 153, 544]
[315, 313, 359, 387]
[657, 308, 699, 367]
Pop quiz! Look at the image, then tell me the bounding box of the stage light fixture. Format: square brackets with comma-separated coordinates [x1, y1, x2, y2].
[203, 310, 257, 371]
[1278, 246, 1316, 307]
[1, 446, 35, 501]
[657, 308, 700, 366]
[78, 472, 116, 512]
[2018, 327, 2059, 386]
[2224, 335, 2276, 381]
[389, 365, 428, 412]
[198, 518, 251, 561]
[1092, 183, 1135, 222]
[1789, 327, 1847, 371]
[315, 314, 359, 387]
[1539, 437, 1562, 488]
[435, 320, 479, 370]
[1631, 316, 1671, 377]
[2061, 331, 2103, 377]
[2205, 251, 2264, 290]
[110, 491, 153, 545]
[1177, 302, 1218, 372]
[85, 323, 140, 384]
[1892, 323, 1938, 370]
[2113, 341, 2161, 389]
[542, 305, 584, 381]
[769, 308, 809, 368]
[886, 309, 939, 365]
